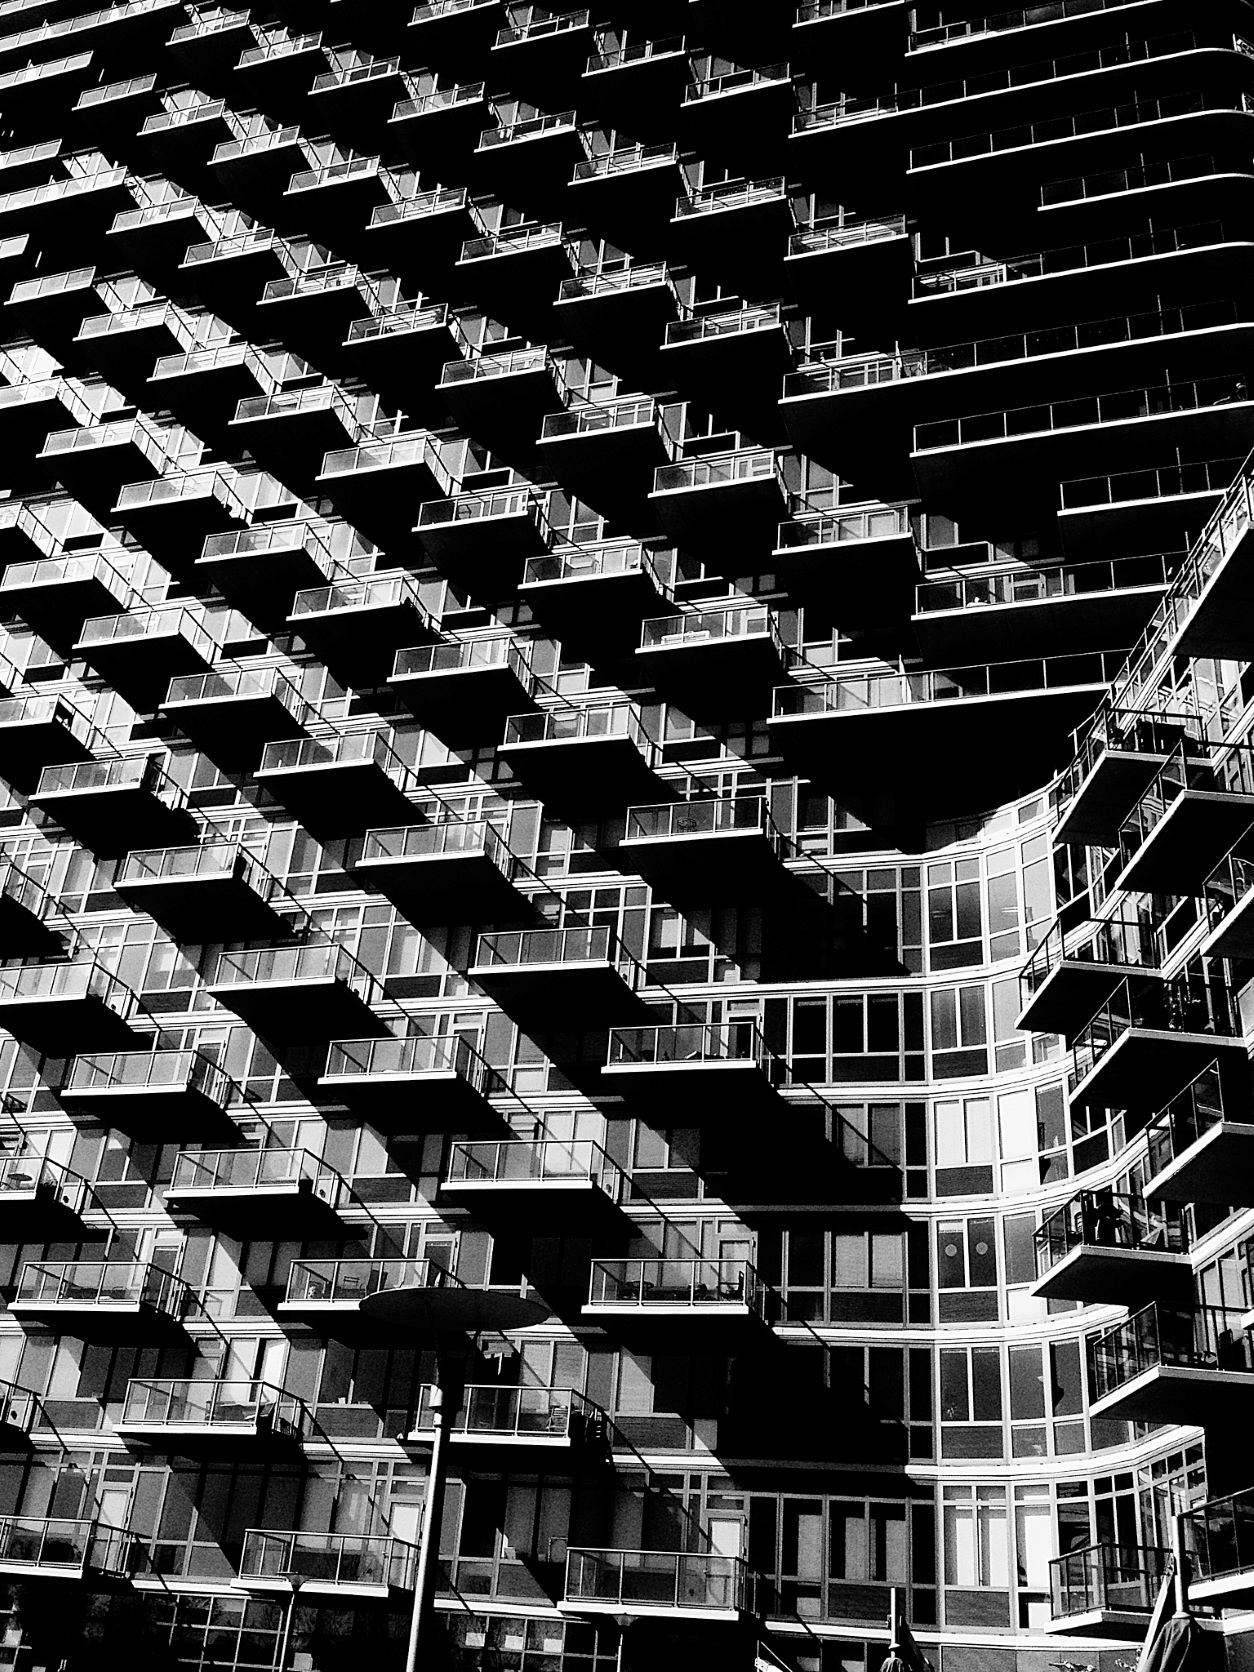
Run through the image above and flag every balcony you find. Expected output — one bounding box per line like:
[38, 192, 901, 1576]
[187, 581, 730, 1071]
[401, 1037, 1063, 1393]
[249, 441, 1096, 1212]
[233, 30, 325, 113]
[671, 176, 795, 286]
[636, 605, 790, 707]
[317, 1032, 494, 1128]
[773, 504, 918, 617]
[1143, 1060, 1254, 1207]
[75, 72, 163, 145]
[281, 1254, 546, 1332]
[475, 110, 584, 217]
[417, 483, 551, 593]
[75, 297, 181, 394]
[602, 1022, 783, 1113]
[520, 541, 669, 654]
[1115, 744, 1254, 893]
[1088, 1301, 1254, 1424]
[785, 213, 913, 317]
[37, 417, 180, 522]
[0, 958, 137, 1053]
[205, 942, 386, 1044]
[256, 730, 414, 837]
[366, 188, 478, 286]
[621, 799, 788, 891]
[285, 157, 390, 248]
[0, 379, 85, 483]
[389, 81, 488, 161]
[229, 385, 358, 496]
[0, 1516, 124, 1582]
[661, 303, 794, 429]
[409, 1383, 604, 1449]
[586, 1256, 763, 1328]
[31, 754, 192, 857]
[0, 863, 60, 960]
[0, 693, 95, 791]
[235, 1528, 416, 1601]
[491, 8, 594, 98]
[1031, 1188, 1190, 1304]
[117, 1379, 309, 1452]
[455, 224, 578, 336]
[1069, 973, 1244, 1112]
[0, 1155, 90, 1239]
[537, 396, 676, 520]
[1175, 457, 1254, 661]
[390, 636, 534, 744]
[289, 573, 437, 687]
[912, 374, 1254, 522]
[1058, 455, 1242, 560]
[649, 449, 788, 555]
[166, 1146, 346, 1234]
[354, 820, 526, 925]
[408, 0, 501, 73]
[1201, 844, 1254, 960]
[339, 305, 453, 416]
[0, 551, 130, 652]
[168, 10, 253, 75]
[74, 605, 218, 709]
[912, 553, 1171, 662]
[12, 1259, 189, 1337]
[308, 60, 407, 142]
[498, 702, 661, 810]
[196, 522, 333, 626]
[569, 140, 681, 238]
[565, 1548, 751, 1622]
[471, 925, 644, 1025]
[552, 263, 680, 369]
[1184, 1485, 1254, 1609]
[1017, 913, 1158, 1036]
[437, 347, 566, 465]
[443, 1137, 625, 1221]
[1053, 707, 1204, 847]
[60, 1049, 233, 1138]
[681, 63, 794, 168]
[110, 470, 248, 566]
[1047, 1542, 1169, 1638]
[5, 264, 104, 349]
[162, 667, 311, 771]
[770, 655, 1117, 815]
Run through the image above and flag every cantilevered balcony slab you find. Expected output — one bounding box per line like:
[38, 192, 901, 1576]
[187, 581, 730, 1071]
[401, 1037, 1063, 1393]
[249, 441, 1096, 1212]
[1143, 1062, 1254, 1207]
[74, 606, 218, 709]
[147, 343, 266, 440]
[0, 1516, 118, 1583]
[1016, 915, 1156, 1038]
[1069, 974, 1245, 1112]
[552, 264, 679, 374]
[161, 667, 311, 773]
[288, 574, 437, 688]
[1053, 713, 1200, 848]
[584, 1257, 764, 1334]
[110, 473, 248, 570]
[671, 178, 796, 289]
[442, 1137, 626, 1226]
[196, 523, 331, 628]
[0, 693, 95, 791]
[205, 944, 387, 1045]
[635, 605, 789, 710]
[1184, 1487, 1254, 1611]
[229, 385, 357, 497]
[565, 1548, 752, 1623]
[60, 1049, 235, 1140]
[1116, 775, 1254, 894]
[568, 143, 683, 241]
[773, 506, 919, 619]
[1030, 1190, 1190, 1305]
[438, 348, 566, 467]
[579, 37, 690, 135]
[620, 798, 789, 893]
[114, 842, 290, 944]
[0, 552, 130, 652]
[339, 306, 453, 415]
[180, 226, 288, 325]
[536, 397, 675, 522]
[388, 83, 489, 165]
[255, 731, 415, 839]
[317, 1033, 495, 1130]
[1057, 455, 1238, 561]
[602, 1022, 783, 1114]
[0, 864, 61, 961]
[280, 1256, 545, 1335]
[497, 703, 662, 813]
[365, 188, 479, 288]
[408, 0, 501, 74]
[116, 1378, 309, 1454]
[519, 542, 670, 657]
[166, 1146, 346, 1236]
[0, 1158, 90, 1241]
[389, 636, 535, 746]
[0, 958, 137, 1054]
[1047, 1543, 1168, 1640]
[354, 821, 528, 927]
[1089, 1304, 1254, 1426]
[649, 449, 789, 557]
[11, 1259, 189, 1340]
[785, 211, 912, 315]
[407, 1383, 604, 1453]
[474, 114, 584, 218]
[1177, 487, 1254, 660]
[235, 1528, 416, 1601]
[417, 484, 551, 597]
[470, 926, 646, 1026]
[31, 754, 193, 858]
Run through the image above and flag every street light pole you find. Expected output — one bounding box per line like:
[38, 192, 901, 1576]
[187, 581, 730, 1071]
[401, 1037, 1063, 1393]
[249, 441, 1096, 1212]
[404, 1376, 459, 1672]
[277, 1576, 304, 1672]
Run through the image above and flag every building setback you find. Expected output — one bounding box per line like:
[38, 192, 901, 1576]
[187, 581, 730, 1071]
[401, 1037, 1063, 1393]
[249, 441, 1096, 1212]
[0, 0, 1250, 1668]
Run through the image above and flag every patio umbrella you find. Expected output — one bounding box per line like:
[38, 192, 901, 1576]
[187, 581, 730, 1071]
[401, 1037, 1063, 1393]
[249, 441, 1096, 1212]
[1139, 1611, 1208, 1672]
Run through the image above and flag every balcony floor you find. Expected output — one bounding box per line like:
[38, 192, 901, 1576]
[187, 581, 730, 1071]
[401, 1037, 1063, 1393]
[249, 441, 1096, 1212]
[1030, 1244, 1192, 1306]
[1116, 792, 1254, 893]
[353, 848, 529, 928]
[1016, 958, 1145, 1039]
[1071, 1031, 1246, 1112]
[1090, 1363, 1254, 1425]
[1144, 1120, 1254, 1207]
[1054, 745, 1179, 848]
[1045, 1607, 1158, 1640]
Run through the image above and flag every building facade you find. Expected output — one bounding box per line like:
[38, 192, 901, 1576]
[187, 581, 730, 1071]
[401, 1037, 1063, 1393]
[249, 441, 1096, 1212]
[0, 0, 1249, 1669]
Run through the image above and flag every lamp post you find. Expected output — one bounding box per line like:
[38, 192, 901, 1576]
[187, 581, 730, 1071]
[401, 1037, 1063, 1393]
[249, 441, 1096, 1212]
[276, 1575, 305, 1672]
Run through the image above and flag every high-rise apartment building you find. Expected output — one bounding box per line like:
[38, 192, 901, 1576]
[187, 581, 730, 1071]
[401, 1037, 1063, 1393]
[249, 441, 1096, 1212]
[0, 0, 1251, 1669]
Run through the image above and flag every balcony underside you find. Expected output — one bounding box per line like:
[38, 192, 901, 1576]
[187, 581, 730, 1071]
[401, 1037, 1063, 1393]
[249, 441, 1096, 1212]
[1071, 1032, 1247, 1112]
[114, 1417, 303, 1456]
[1030, 1244, 1192, 1305]
[1178, 520, 1254, 660]
[535, 426, 672, 524]
[165, 1181, 346, 1237]
[109, 498, 245, 575]
[2, 576, 124, 652]
[113, 871, 290, 944]
[551, 281, 678, 374]
[290, 601, 435, 688]
[619, 828, 785, 893]
[9, 1298, 186, 1343]
[204, 977, 386, 1045]
[233, 1572, 401, 1602]
[228, 411, 352, 496]
[650, 476, 786, 555]
[31, 786, 195, 860]
[913, 583, 1166, 663]
[0, 1186, 90, 1241]
[390, 663, 535, 747]
[635, 635, 789, 711]
[438, 369, 564, 467]
[0, 719, 93, 793]
[1202, 885, 1254, 960]
[76, 632, 216, 709]
[59, 1083, 235, 1141]
[469, 960, 647, 1027]
[1058, 485, 1225, 561]
[1016, 958, 1144, 1038]
[1053, 746, 1177, 848]
[599, 1058, 782, 1115]
[257, 764, 415, 840]
[1046, 1607, 1158, 1640]
[1144, 1121, 1254, 1207]
[439, 1175, 621, 1231]
[338, 325, 452, 414]
[195, 545, 326, 632]
[1190, 1568, 1254, 1611]
[1116, 792, 1254, 894]
[773, 530, 919, 621]
[162, 691, 309, 772]
[0, 994, 134, 1055]
[354, 848, 529, 927]
[670, 197, 796, 288]
[497, 735, 662, 814]
[314, 1068, 497, 1133]
[1090, 1363, 1254, 1425]
[660, 327, 793, 425]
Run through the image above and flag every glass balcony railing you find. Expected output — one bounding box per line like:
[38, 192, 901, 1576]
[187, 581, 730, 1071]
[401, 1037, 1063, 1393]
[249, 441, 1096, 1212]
[587, 1256, 761, 1314]
[258, 729, 407, 782]
[440, 346, 551, 385]
[370, 186, 469, 226]
[1019, 911, 1162, 1000]
[479, 108, 577, 148]
[0, 956, 136, 1018]
[234, 384, 356, 425]
[392, 81, 485, 120]
[606, 1020, 771, 1072]
[359, 819, 512, 871]
[260, 267, 362, 305]
[291, 572, 429, 618]
[0, 1154, 85, 1214]
[287, 156, 382, 194]
[1184, 1486, 1254, 1587]
[35, 754, 187, 811]
[1061, 454, 1243, 513]
[674, 176, 789, 216]
[789, 213, 908, 254]
[322, 1032, 488, 1090]
[410, 1382, 599, 1442]
[0, 691, 93, 743]
[170, 1146, 343, 1206]
[558, 261, 673, 301]
[474, 925, 616, 969]
[625, 796, 785, 852]
[566, 1548, 749, 1614]
[63, 1048, 229, 1103]
[917, 225, 1235, 300]
[284, 1256, 455, 1308]
[654, 448, 783, 493]
[1034, 1188, 1186, 1278]
[1202, 844, 1254, 938]
[200, 520, 334, 567]
[1041, 151, 1226, 207]
[238, 1528, 417, 1591]
[572, 140, 677, 180]
[503, 701, 654, 753]
[77, 606, 218, 662]
[777, 504, 912, 548]
[445, 1136, 622, 1197]
[210, 129, 300, 167]
[208, 942, 381, 1006]
[1070, 972, 1240, 1092]
[665, 302, 783, 347]
[392, 636, 532, 683]
[685, 63, 790, 101]
[523, 540, 663, 586]
[1049, 1541, 1169, 1620]
[914, 0, 1139, 47]
[15, 1259, 189, 1317]
[639, 603, 784, 653]
[586, 33, 684, 71]
[1, 550, 130, 599]
[237, 30, 322, 68]
[495, 9, 590, 45]
[122, 1379, 308, 1438]
[916, 553, 1171, 614]
[163, 666, 309, 722]
[310, 57, 401, 94]
[774, 651, 1121, 718]
[1144, 1060, 1233, 1181]
[344, 303, 450, 345]
[418, 485, 540, 527]
[141, 99, 227, 136]
[541, 395, 663, 440]
[0, 1516, 99, 1577]
[1090, 1301, 1254, 1403]
[184, 228, 280, 267]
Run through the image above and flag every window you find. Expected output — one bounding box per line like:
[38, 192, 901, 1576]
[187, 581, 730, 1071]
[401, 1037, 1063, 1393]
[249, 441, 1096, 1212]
[942, 1485, 1009, 1588]
[939, 1348, 1002, 1458]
